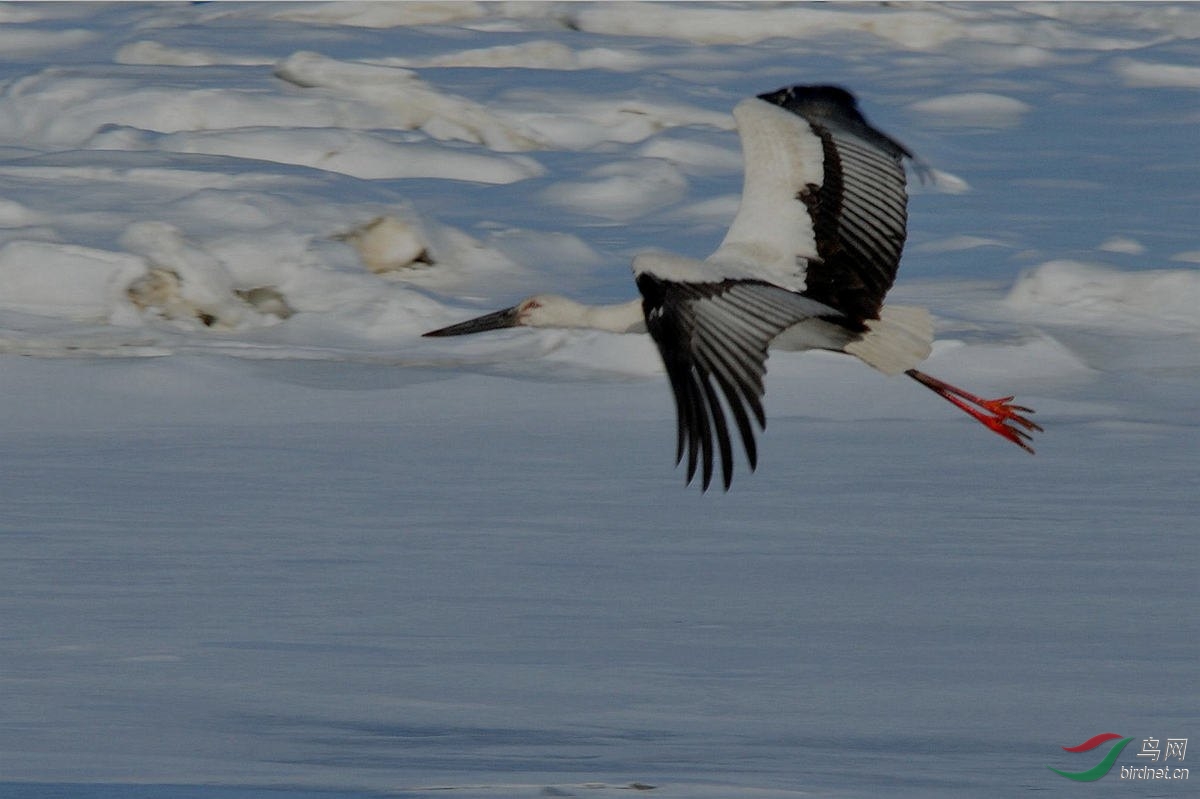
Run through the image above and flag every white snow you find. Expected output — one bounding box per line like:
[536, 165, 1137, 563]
[271, 1, 490, 29]
[1098, 235, 1146, 255]
[115, 40, 275, 68]
[908, 92, 1033, 129]
[94, 127, 546, 183]
[1, 3, 1198, 798]
[569, 4, 967, 49]
[541, 159, 689, 221]
[0, 25, 95, 57]
[273, 51, 545, 151]
[1114, 56, 1200, 87]
[1006, 259, 1200, 333]
[913, 235, 1009, 254]
[0, 240, 144, 319]
[1170, 249, 1200, 264]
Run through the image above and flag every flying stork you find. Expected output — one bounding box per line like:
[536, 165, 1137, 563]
[424, 85, 1042, 491]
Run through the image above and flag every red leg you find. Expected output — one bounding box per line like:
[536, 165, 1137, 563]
[905, 369, 1043, 453]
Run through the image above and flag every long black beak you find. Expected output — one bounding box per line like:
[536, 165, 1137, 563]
[422, 305, 521, 337]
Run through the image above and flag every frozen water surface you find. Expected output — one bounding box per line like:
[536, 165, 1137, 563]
[1, 3, 1197, 798]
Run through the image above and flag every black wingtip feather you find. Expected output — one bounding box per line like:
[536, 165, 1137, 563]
[697, 371, 734, 492]
[638, 276, 836, 492]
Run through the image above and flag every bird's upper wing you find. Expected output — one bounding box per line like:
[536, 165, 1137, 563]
[635, 271, 839, 491]
[709, 85, 915, 322]
[635, 86, 919, 490]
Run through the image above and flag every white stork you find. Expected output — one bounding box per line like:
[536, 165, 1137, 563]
[425, 85, 1041, 491]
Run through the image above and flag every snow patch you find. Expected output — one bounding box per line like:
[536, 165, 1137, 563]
[1114, 57, 1200, 88]
[115, 40, 272, 67]
[1006, 259, 1200, 332]
[1169, 250, 1200, 265]
[378, 39, 652, 72]
[0, 71, 393, 148]
[637, 137, 743, 174]
[273, 52, 542, 151]
[120, 222, 283, 330]
[94, 127, 545, 183]
[333, 216, 433, 275]
[569, 4, 967, 49]
[271, 1, 488, 28]
[541, 160, 688, 221]
[509, 93, 733, 150]
[914, 235, 1008, 254]
[909, 93, 1032, 129]
[0, 26, 94, 57]
[1098, 236, 1146, 256]
[0, 240, 144, 319]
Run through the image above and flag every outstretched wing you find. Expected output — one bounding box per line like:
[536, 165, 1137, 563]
[709, 85, 917, 322]
[636, 272, 839, 492]
[637, 86, 920, 490]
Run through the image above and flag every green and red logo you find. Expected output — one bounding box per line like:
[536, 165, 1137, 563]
[1048, 733, 1134, 781]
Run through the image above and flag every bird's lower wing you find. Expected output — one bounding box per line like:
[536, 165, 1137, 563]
[636, 275, 840, 491]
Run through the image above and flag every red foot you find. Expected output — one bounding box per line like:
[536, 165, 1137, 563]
[906, 370, 1043, 454]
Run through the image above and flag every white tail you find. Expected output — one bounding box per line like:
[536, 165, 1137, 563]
[844, 304, 933, 375]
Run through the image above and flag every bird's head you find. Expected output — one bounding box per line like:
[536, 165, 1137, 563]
[423, 294, 582, 337]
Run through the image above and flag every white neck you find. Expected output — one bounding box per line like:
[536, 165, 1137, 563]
[530, 296, 645, 334]
[580, 299, 646, 333]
